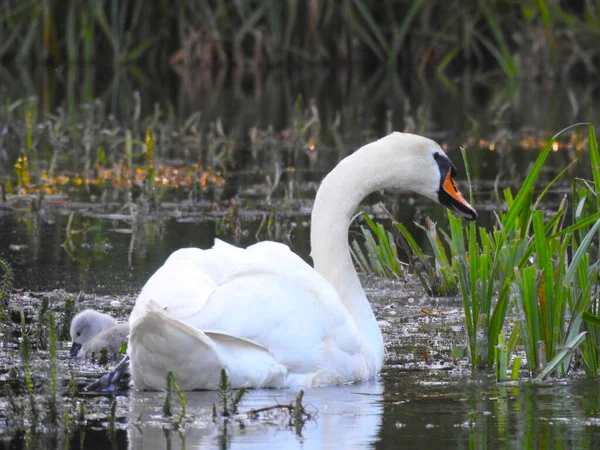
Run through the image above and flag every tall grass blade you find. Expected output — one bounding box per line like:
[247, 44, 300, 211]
[563, 219, 600, 286]
[535, 332, 587, 381]
[388, 0, 424, 65]
[352, 0, 390, 58]
[583, 312, 600, 327]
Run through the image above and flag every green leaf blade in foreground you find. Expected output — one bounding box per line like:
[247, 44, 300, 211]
[583, 311, 600, 327]
[532, 210, 555, 351]
[516, 265, 540, 373]
[563, 219, 600, 287]
[395, 223, 426, 261]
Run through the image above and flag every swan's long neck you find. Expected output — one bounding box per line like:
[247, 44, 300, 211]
[310, 134, 437, 369]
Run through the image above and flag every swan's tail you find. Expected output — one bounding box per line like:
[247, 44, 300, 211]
[129, 301, 287, 390]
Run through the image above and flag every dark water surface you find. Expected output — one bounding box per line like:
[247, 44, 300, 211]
[2, 65, 600, 449]
[60, 376, 600, 449]
[1, 65, 599, 293]
[5, 353, 600, 449]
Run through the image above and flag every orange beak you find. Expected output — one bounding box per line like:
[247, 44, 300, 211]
[441, 171, 477, 220]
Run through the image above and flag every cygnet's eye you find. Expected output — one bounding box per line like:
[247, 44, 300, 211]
[76, 332, 81, 337]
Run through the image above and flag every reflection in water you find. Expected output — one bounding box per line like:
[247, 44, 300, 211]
[4, 370, 600, 449]
[377, 371, 600, 449]
[127, 383, 383, 450]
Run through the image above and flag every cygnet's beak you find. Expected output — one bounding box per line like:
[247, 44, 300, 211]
[439, 171, 477, 221]
[69, 342, 82, 358]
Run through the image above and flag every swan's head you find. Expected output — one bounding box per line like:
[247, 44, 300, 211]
[430, 150, 477, 221]
[69, 310, 117, 358]
[381, 133, 477, 221]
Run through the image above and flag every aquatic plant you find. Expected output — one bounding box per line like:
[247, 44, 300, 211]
[0, 258, 14, 309]
[215, 368, 246, 418]
[60, 297, 77, 341]
[351, 213, 404, 279]
[163, 370, 187, 428]
[452, 124, 599, 376]
[34, 296, 50, 350]
[247, 390, 313, 437]
[360, 124, 600, 379]
[98, 348, 110, 367]
[352, 210, 457, 295]
[0, 96, 229, 204]
[144, 127, 156, 205]
[108, 397, 117, 430]
[69, 371, 79, 418]
[46, 313, 59, 427]
[20, 333, 38, 427]
[389, 124, 600, 379]
[396, 217, 458, 296]
[3, 383, 21, 425]
[163, 371, 174, 417]
[211, 368, 310, 433]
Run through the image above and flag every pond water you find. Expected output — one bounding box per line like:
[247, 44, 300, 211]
[59, 375, 600, 449]
[2, 64, 600, 449]
[3, 285, 600, 450]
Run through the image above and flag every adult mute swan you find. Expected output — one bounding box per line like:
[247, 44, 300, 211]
[70, 310, 129, 359]
[92, 132, 476, 392]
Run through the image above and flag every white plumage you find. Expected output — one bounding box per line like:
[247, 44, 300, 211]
[70, 310, 129, 359]
[128, 132, 476, 390]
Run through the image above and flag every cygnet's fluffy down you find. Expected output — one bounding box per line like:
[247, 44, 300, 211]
[70, 309, 129, 359]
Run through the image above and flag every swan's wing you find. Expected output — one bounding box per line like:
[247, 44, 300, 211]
[130, 302, 286, 390]
[130, 239, 262, 326]
[131, 239, 366, 385]
[203, 331, 288, 387]
[129, 248, 220, 326]
[131, 240, 319, 325]
[185, 246, 364, 379]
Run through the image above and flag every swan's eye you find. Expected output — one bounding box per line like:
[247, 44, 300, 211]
[76, 332, 81, 337]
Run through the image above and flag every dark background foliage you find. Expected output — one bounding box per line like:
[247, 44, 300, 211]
[2, 0, 598, 78]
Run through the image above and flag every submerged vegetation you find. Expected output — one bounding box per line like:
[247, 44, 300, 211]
[0, 258, 13, 309]
[359, 124, 600, 381]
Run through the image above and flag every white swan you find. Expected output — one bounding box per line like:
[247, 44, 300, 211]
[128, 132, 476, 390]
[70, 309, 129, 359]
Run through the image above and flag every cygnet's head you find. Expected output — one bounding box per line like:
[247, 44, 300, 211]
[70, 310, 117, 358]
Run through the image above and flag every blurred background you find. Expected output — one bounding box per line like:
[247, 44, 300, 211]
[2, 0, 600, 127]
[3, 0, 599, 73]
